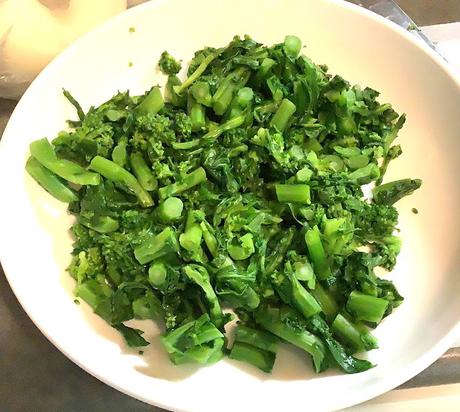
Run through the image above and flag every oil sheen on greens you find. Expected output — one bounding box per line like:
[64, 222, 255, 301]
[25, 35, 421, 374]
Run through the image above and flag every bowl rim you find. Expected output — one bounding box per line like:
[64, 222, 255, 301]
[1, 0, 460, 410]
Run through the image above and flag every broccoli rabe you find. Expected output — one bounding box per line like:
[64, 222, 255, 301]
[25, 34, 421, 373]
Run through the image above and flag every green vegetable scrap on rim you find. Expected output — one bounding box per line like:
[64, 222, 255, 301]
[25, 35, 421, 374]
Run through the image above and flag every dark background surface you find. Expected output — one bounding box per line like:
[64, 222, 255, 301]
[1, 1, 460, 411]
[395, 0, 460, 25]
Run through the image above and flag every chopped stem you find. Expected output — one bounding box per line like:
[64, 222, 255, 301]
[229, 342, 275, 373]
[237, 87, 254, 108]
[148, 262, 168, 288]
[112, 139, 128, 167]
[275, 184, 311, 204]
[129, 152, 157, 191]
[200, 220, 218, 257]
[171, 139, 201, 150]
[234, 325, 278, 353]
[255, 306, 326, 373]
[191, 82, 213, 107]
[189, 99, 206, 131]
[134, 227, 179, 264]
[89, 156, 153, 207]
[346, 291, 389, 323]
[265, 228, 295, 275]
[287, 272, 322, 318]
[332, 313, 377, 353]
[154, 197, 184, 223]
[271, 98, 296, 132]
[213, 67, 250, 115]
[158, 167, 207, 200]
[283, 35, 302, 57]
[348, 163, 380, 185]
[200, 113, 245, 145]
[174, 52, 218, 94]
[305, 226, 332, 280]
[79, 215, 119, 233]
[30, 138, 100, 186]
[213, 84, 235, 115]
[137, 86, 164, 114]
[310, 282, 338, 319]
[25, 157, 77, 202]
[165, 75, 186, 107]
[180, 211, 203, 251]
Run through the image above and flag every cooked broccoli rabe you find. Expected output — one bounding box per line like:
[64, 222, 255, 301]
[25, 35, 421, 374]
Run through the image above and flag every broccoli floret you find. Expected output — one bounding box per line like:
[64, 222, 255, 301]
[171, 112, 192, 139]
[119, 210, 155, 232]
[374, 235, 402, 270]
[133, 113, 176, 147]
[310, 172, 363, 205]
[132, 137, 173, 182]
[158, 51, 182, 75]
[70, 223, 96, 253]
[99, 232, 146, 278]
[68, 247, 105, 284]
[354, 203, 398, 241]
[80, 112, 116, 157]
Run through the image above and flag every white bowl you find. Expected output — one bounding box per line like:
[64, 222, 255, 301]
[1, 0, 460, 411]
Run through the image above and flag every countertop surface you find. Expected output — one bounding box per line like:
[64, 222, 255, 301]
[2, 2, 460, 411]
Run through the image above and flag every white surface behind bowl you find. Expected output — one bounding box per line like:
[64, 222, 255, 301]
[0, 0, 460, 411]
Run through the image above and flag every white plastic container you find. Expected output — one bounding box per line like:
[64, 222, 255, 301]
[0, 0, 128, 99]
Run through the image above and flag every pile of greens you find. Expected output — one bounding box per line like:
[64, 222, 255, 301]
[26, 35, 421, 374]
